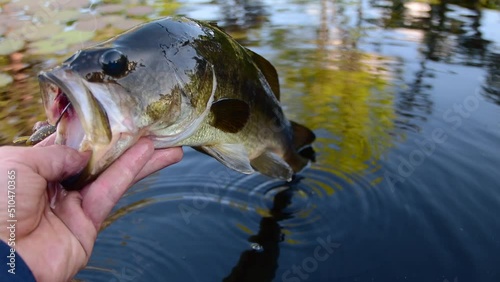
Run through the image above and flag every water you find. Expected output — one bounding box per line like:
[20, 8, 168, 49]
[1, 0, 499, 281]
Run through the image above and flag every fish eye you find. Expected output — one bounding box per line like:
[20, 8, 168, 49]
[99, 49, 129, 78]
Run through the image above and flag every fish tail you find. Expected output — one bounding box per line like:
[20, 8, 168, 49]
[249, 121, 316, 181]
[284, 121, 316, 173]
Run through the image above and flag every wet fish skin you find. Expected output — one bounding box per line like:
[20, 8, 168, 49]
[38, 17, 315, 190]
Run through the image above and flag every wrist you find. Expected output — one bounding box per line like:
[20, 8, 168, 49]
[14, 225, 88, 282]
[0, 240, 36, 282]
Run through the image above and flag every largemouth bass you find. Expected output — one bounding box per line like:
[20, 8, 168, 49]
[38, 17, 315, 190]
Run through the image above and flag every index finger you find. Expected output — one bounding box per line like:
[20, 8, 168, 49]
[34, 133, 56, 147]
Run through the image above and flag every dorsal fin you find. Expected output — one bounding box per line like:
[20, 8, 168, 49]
[248, 50, 280, 100]
[206, 20, 229, 35]
[207, 20, 219, 27]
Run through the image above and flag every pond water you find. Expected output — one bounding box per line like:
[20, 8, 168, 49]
[1, 0, 500, 281]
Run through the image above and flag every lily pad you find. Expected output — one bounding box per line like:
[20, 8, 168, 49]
[13, 0, 43, 6]
[100, 15, 126, 24]
[28, 30, 95, 55]
[78, 13, 97, 21]
[23, 24, 64, 42]
[74, 18, 108, 31]
[0, 73, 13, 87]
[127, 6, 155, 17]
[0, 15, 10, 27]
[29, 39, 68, 55]
[53, 10, 82, 23]
[55, 0, 90, 9]
[2, 2, 23, 13]
[0, 38, 24, 56]
[111, 18, 143, 30]
[53, 30, 95, 46]
[96, 4, 125, 14]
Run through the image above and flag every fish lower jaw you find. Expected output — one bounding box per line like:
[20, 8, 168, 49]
[55, 110, 87, 151]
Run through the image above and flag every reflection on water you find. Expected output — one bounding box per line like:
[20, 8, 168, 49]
[1, 0, 500, 281]
[283, 0, 395, 179]
[483, 52, 500, 105]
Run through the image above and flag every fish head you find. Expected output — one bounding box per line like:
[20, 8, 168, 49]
[37, 19, 207, 189]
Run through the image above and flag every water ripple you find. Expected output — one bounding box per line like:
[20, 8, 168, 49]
[77, 146, 393, 281]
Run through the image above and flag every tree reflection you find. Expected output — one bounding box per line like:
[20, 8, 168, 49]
[216, 0, 267, 33]
[264, 0, 499, 175]
[482, 52, 500, 105]
[373, 0, 500, 125]
[279, 0, 395, 175]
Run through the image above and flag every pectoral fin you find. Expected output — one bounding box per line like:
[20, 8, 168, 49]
[250, 151, 293, 181]
[197, 144, 254, 174]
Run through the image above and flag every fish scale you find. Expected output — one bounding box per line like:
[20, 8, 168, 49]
[35, 16, 316, 190]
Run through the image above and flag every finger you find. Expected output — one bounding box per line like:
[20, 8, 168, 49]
[81, 138, 155, 229]
[3, 145, 90, 182]
[52, 185, 96, 262]
[133, 147, 183, 183]
[34, 133, 56, 147]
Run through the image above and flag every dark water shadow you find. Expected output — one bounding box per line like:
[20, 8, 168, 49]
[222, 177, 301, 282]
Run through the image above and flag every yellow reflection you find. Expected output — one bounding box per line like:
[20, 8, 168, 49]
[235, 222, 255, 235]
[101, 199, 153, 231]
[282, 0, 395, 178]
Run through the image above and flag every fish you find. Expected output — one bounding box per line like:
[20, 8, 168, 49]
[37, 16, 315, 190]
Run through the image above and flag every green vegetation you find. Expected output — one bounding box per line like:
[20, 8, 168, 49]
[0, 0, 183, 145]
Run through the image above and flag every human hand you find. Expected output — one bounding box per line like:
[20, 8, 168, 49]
[0, 137, 182, 282]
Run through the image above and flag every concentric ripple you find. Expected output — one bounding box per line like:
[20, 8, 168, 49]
[76, 147, 395, 282]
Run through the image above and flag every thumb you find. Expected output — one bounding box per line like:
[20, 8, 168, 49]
[12, 145, 90, 182]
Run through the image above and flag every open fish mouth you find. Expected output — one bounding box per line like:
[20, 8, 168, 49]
[38, 67, 111, 152]
[41, 80, 85, 149]
[38, 66, 141, 190]
[38, 66, 117, 189]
